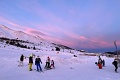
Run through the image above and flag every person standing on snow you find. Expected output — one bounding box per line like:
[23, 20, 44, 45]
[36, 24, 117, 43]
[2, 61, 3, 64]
[102, 59, 105, 67]
[112, 58, 118, 72]
[35, 56, 42, 72]
[45, 57, 50, 69]
[29, 55, 33, 71]
[19, 54, 24, 66]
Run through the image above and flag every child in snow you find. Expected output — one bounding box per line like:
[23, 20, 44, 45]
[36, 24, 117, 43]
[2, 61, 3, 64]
[29, 55, 33, 71]
[98, 58, 102, 69]
[112, 59, 118, 72]
[35, 56, 42, 72]
[50, 60, 55, 69]
[19, 54, 24, 66]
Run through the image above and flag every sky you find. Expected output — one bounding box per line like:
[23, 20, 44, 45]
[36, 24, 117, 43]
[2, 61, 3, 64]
[0, 0, 120, 52]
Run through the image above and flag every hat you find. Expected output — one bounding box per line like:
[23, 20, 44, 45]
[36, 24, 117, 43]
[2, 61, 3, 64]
[30, 54, 32, 57]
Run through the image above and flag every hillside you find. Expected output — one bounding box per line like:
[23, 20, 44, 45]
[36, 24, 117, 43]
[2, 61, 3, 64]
[0, 45, 119, 80]
[0, 24, 45, 43]
[0, 24, 73, 52]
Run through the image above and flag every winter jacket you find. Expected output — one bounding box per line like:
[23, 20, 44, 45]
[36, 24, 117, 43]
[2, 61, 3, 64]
[98, 59, 102, 64]
[113, 60, 118, 66]
[20, 55, 24, 61]
[46, 58, 50, 63]
[51, 60, 54, 65]
[35, 58, 42, 64]
[29, 56, 33, 63]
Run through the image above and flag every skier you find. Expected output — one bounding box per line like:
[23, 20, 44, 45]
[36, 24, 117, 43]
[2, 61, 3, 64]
[112, 59, 118, 72]
[45, 56, 50, 69]
[35, 55, 42, 72]
[50, 60, 55, 69]
[98, 58, 102, 69]
[29, 55, 33, 71]
[19, 54, 24, 66]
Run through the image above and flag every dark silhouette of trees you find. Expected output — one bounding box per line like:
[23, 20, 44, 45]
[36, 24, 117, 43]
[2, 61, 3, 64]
[33, 46, 36, 50]
[55, 47, 60, 51]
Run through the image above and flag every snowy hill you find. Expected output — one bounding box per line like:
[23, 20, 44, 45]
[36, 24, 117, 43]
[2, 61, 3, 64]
[0, 24, 74, 52]
[0, 45, 120, 80]
[1, 24, 119, 80]
[0, 24, 44, 43]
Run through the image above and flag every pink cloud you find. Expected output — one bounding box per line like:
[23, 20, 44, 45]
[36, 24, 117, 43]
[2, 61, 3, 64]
[88, 37, 114, 48]
[59, 29, 114, 49]
[25, 28, 46, 36]
[0, 15, 118, 51]
[0, 15, 115, 49]
[41, 35, 74, 47]
[36, 24, 62, 33]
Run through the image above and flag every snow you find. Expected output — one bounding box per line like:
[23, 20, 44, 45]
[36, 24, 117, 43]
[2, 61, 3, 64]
[0, 47, 120, 80]
[1, 24, 119, 80]
[0, 25, 46, 43]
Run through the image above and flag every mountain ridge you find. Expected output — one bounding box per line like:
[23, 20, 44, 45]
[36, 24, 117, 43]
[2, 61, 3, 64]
[0, 24, 46, 43]
[0, 24, 72, 51]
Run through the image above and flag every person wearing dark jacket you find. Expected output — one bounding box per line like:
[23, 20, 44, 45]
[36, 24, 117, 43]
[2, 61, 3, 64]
[35, 56, 42, 72]
[19, 54, 24, 66]
[102, 59, 105, 67]
[29, 55, 33, 71]
[112, 59, 118, 72]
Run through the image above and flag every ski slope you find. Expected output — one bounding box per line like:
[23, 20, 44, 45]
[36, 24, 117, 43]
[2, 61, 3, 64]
[0, 47, 119, 80]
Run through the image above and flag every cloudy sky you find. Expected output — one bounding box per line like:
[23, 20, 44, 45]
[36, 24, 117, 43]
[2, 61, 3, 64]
[0, 0, 120, 52]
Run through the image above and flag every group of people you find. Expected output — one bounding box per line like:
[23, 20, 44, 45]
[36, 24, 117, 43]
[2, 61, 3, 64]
[19, 54, 55, 72]
[96, 55, 120, 73]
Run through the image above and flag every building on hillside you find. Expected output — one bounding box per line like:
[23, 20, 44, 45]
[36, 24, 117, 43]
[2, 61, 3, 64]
[80, 50, 86, 52]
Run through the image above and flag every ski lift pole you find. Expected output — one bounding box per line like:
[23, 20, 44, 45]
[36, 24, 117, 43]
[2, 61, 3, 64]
[114, 40, 118, 57]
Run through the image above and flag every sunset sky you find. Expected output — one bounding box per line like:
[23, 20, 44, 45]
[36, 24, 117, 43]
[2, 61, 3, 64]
[0, 0, 120, 52]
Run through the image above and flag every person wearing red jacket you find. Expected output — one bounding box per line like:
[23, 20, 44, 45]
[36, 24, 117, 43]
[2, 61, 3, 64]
[98, 58, 102, 69]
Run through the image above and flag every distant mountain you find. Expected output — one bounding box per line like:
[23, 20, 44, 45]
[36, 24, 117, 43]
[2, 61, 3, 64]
[0, 24, 72, 51]
[0, 24, 48, 43]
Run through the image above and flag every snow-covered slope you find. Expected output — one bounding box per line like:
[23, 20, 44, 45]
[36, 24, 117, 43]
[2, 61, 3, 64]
[0, 24, 14, 38]
[0, 24, 74, 52]
[0, 24, 45, 43]
[0, 45, 119, 80]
